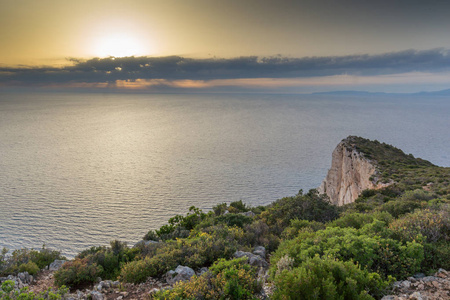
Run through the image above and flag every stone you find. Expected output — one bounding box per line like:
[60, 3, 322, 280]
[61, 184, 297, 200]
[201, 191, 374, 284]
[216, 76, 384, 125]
[49, 259, 67, 271]
[90, 291, 105, 300]
[234, 251, 269, 269]
[149, 288, 160, 295]
[253, 246, 266, 259]
[165, 265, 195, 285]
[381, 296, 397, 300]
[197, 267, 208, 276]
[240, 211, 255, 217]
[413, 273, 426, 279]
[401, 281, 411, 289]
[17, 272, 33, 284]
[133, 240, 159, 248]
[409, 292, 422, 300]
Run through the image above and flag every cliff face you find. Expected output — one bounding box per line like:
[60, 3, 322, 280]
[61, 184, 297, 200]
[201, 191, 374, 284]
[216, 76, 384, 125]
[318, 137, 390, 206]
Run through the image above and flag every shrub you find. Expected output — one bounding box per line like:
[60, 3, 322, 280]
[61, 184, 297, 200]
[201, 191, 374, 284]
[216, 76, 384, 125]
[378, 200, 424, 218]
[18, 261, 39, 275]
[54, 258, 102, 287]
[153, 257, 261, 300]
[271, 224, 424, 280]
[1, 280, 68, 300]
[260, 189, 339, 235]
[243, 220, 280, 253]
[272, 256, 392, 300]
[329, 212, 393, 230]
[0, 246, 65, 276]
[120, 225, 245, 283]
[228, 200, 249, 213]
[155, 206, 206, 240]
[389, 208, 450, 243]
[214, 213, 253, 228]
[281, 219, 326, 240]
[422, 241, 450, 272]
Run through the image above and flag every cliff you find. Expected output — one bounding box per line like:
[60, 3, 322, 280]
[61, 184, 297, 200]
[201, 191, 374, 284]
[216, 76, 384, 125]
[318, 136, 392, 206]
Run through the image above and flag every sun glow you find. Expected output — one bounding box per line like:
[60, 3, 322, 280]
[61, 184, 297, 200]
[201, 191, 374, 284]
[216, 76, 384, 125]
[94, 34, 146, 57]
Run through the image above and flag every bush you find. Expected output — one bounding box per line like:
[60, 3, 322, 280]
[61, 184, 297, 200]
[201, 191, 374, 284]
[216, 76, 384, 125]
[272, 256, 392, 300]
[260, 189, 339, 235]
[153, 257, 261, 300]
[329, 212, 393, 230]
[214, 214, 253, 228]
[378, 200, 424, 218]
[0, 246, 65, 276]
[120, 225, 245, 283]
[422, 241, 450, 272]
[54, 258, 102, 287]
[271, 224, 424, 280]
[389, 208, 450, 243]
[18, 261, 39, 275]
[281, 219, 326, 240]
[1, 280, 68, 300]
[228, 200, 249, 213]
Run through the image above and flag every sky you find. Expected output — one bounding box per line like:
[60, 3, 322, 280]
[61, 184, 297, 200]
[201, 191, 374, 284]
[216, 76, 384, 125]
[1, 0, 450, 93]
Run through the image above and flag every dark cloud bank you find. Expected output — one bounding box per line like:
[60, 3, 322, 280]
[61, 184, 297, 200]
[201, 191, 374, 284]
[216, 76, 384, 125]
[1, 49, 450, 87]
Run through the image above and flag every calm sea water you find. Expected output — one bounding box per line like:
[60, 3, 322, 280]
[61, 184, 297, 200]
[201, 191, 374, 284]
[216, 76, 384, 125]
[0, 92, 449, 257]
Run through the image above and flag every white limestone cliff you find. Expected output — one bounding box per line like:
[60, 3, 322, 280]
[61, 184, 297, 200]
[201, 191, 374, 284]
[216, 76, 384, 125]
[318, 138, 391, 206]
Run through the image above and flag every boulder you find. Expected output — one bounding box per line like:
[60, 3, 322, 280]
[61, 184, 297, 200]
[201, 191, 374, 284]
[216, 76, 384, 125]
[234, 251, 269, 269]
[133, 240, 159, 248]
[49, 259, 67, 271]
[165, 265, 195, 285]
[90, 291, 104, 300]
[240, 211, 255, 217]
[253, 246, 266, 259]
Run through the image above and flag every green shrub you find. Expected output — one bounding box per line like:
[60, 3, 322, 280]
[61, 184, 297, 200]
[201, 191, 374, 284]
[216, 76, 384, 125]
[422, 241, 450, 272]
[18, 262, 39, 275]
[54, 258, 102, 287]
[214, 213, 253, 228]
[243, 220, 280, 253]
[213, 203, 228, 216]
[260, 189, 339, 235]
[153, 258, 260, 300]
[272, 256, 392, 300]
[120, 225, 245, 283]
[329, 212, 393, 230]
[1, 280, 68, 300]
[271, 224, 424, 280]
[281, 219, 326, 240]
[228, 200, 249, 213]
[0, 246, 65, 276]
[378, 200, 424, 218]
[389, 208, 450, 243]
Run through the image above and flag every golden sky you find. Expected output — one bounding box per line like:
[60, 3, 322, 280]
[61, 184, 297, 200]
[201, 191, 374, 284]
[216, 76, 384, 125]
[2, 0, 450, 92]
[2, 0, 450, 65]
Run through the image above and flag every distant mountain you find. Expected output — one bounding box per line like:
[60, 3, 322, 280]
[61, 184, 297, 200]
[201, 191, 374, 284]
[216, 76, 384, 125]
[312, 88, 450, 96]
[312, 90, 389, 96]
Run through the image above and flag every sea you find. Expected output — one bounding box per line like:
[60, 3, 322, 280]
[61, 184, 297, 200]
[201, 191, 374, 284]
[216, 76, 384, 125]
[0, 91, 449, 257]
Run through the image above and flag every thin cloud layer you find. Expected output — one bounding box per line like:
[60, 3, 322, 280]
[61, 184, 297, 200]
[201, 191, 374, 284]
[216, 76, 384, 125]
[1, 49, 450, 88]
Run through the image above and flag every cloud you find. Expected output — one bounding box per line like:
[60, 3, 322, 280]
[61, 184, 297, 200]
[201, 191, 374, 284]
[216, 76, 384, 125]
[1, 48, 450, 89]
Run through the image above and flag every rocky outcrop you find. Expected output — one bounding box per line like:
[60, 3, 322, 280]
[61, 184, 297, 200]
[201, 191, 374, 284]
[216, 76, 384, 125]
[318, 137, 392, 206]
[381, 269, 449, 300]
[164, 265, 195, 285]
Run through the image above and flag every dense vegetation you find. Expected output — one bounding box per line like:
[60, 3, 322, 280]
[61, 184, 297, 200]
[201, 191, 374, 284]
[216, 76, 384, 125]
[1, 137, 448, 299]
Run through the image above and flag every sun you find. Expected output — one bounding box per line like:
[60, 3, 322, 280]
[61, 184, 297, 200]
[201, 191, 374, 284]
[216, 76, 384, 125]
[94, 33, 145, 57]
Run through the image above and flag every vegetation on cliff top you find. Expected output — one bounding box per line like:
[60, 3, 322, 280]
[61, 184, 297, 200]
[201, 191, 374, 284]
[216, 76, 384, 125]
[1, 136, 448, 299]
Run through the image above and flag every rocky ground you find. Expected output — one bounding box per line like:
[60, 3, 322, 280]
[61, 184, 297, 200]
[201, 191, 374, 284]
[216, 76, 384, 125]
[5, 257, 448, 299]
[382, 269, 450, 300]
